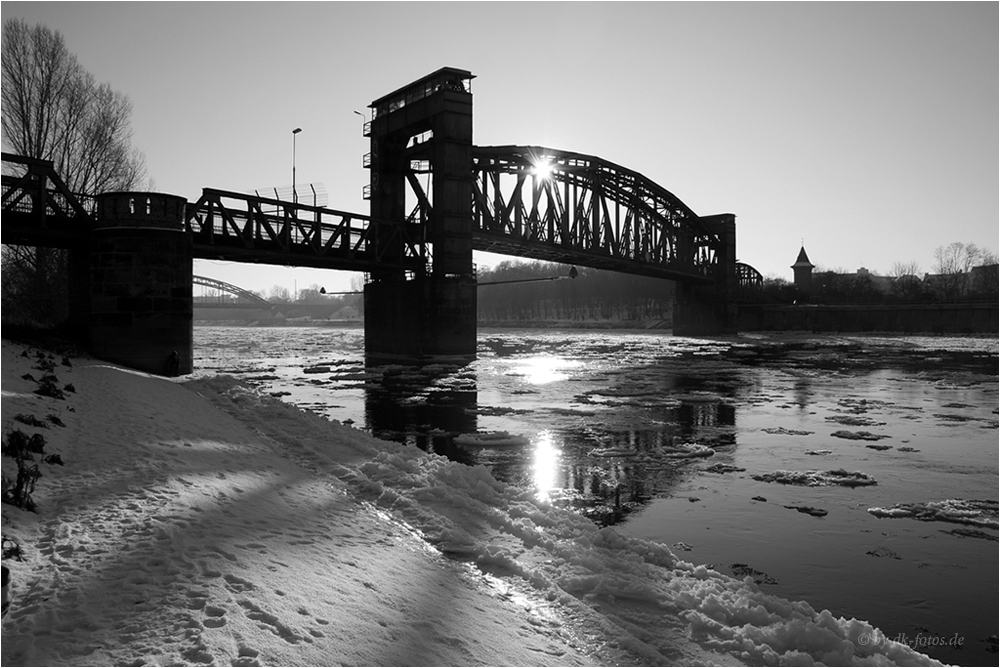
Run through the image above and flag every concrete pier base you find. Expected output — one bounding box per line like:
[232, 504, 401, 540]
[87, 193, 193, 375]
[364, 275, 477, 365]
[672, 214, 738, 337]
[672, 282, 738, 336]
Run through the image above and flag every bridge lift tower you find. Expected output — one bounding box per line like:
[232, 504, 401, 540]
[363, 67, 478, 364]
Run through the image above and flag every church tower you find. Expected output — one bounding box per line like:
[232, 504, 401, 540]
[791, 246, 815, 293]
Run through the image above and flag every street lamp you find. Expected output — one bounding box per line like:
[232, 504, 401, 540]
[291, 127, 302, 204]
[353, 110, 367, 138]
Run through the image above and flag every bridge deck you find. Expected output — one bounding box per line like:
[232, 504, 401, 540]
[2, 151, 760, 298]
[186, 188, 425, 273]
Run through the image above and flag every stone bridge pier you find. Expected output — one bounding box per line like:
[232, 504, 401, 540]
[73, 192, 194, 375]
[363, 67, 479, 365]
[672, 214, 738, 336]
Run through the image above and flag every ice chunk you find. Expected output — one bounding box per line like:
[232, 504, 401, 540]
[454, 431, 530, 448]
[867, 499, 999, 529]
[752, 469, 877, 487]
[831, 430, 890, 441]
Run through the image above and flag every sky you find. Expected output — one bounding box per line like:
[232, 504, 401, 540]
[3, 1, 997, 297]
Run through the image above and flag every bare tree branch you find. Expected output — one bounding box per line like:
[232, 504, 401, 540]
[2, 18, 147, 192]
[2, 18, 149, 328]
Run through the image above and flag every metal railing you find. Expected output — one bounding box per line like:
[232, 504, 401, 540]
[186, 188, 425, 272]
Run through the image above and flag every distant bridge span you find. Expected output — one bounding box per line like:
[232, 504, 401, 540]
[192, 275, 272, 308]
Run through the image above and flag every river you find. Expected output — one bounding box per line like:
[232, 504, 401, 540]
[193, 324, 998, 665]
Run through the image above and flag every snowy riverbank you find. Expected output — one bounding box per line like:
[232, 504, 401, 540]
[1, 338, 941, 666]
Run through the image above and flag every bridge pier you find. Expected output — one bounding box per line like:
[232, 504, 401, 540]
[672, 214, 738, 336]
[364, 275, 477, 365]
[85, 193, 193, 375]
[364, 68, 478, 365]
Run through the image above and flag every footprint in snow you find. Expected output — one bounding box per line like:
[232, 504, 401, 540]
[223, 573, 255, 593]
[203, 605, 227, 628]
[239, 599, 304, 644]
[233, 646, 261, 667]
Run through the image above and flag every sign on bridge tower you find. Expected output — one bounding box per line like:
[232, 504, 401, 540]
[363, 68, 478, 363]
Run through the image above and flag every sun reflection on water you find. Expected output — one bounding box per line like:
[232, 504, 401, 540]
[531, 430, 561, 503]
[514, 356, 583, 384]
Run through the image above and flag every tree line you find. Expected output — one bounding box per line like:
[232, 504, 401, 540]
[475, 261, 674, 324]
[244, 266, 675, 325]
[249, 239, 997, 324]
[763, 242, 998, 305]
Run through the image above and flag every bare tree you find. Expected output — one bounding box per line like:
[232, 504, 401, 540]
[932, 242, 989, 299]
[1, 18, 146, 192]
[1, 18, 148, 327]
[268, 285, 292, 303]
[889, 261, 925, 301]
[968, 251, 998, 299]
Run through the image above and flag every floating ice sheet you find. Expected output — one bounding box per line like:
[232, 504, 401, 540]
[867, 499, 999, 529]
[752, 469, 878, 487]
[454, 431, 531, 448]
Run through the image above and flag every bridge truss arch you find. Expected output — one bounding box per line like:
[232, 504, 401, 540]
[735, 262, 764, 303]
[192, 275, 273, 308]
[470, 146, 727, 283]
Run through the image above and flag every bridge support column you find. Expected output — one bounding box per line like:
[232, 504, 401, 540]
[673, 214, 738, 336]
[364, 68, 478, 365]
[87, 193, 193, 375]
[364, 275, 477, 365]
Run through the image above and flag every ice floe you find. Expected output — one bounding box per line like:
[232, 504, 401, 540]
[831, 430, 890, 441]
[784, 505, 829, 517]
[762, 426, 814, 436]
[453, 431, 531, 448]
[866, 547, 902, 560]
[867, 499, 999, 529]
[826, 415, 887, 427]
[660, 442, 716, 459]
[752, 469, 878, 487]
[730, 563, 779, 585]
[703, 463, 745, 474]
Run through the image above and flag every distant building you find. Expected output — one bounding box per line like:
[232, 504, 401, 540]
[969, 263, 999, 295]
[924, 263, 999, 299]
[852, 267, 894, 294]
[791, 246, 815, 293]
[790, 245, 997, 302]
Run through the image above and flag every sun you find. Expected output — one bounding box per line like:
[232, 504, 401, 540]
[531, 159, 555, 180]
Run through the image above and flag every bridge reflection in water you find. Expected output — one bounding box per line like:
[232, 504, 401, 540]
[361, 352, 738, 528]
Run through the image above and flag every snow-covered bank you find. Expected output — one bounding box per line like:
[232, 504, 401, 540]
[1, 339, 941, 666]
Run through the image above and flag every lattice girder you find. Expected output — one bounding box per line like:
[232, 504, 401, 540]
[185, 188, 425, 272]
[471, 146, 722, 282]
[192, 275, 272, 306]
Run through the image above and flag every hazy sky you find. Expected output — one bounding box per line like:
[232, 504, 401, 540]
[4, 1, 997, 296]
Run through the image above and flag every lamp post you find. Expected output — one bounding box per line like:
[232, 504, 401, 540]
[291, 127, 302, 204]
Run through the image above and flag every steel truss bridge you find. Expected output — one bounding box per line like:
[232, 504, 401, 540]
[1, 153, 96, 246]
[2, 150, 761, 300]
[396, 144, 762, 297]
[192, 275, 273, 308]
[0, 154, 424, 274]
[184, 188, 424, 273]
[471, 146, 731, 282]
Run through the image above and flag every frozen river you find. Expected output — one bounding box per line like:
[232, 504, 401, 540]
[193, 325, 998, 665]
